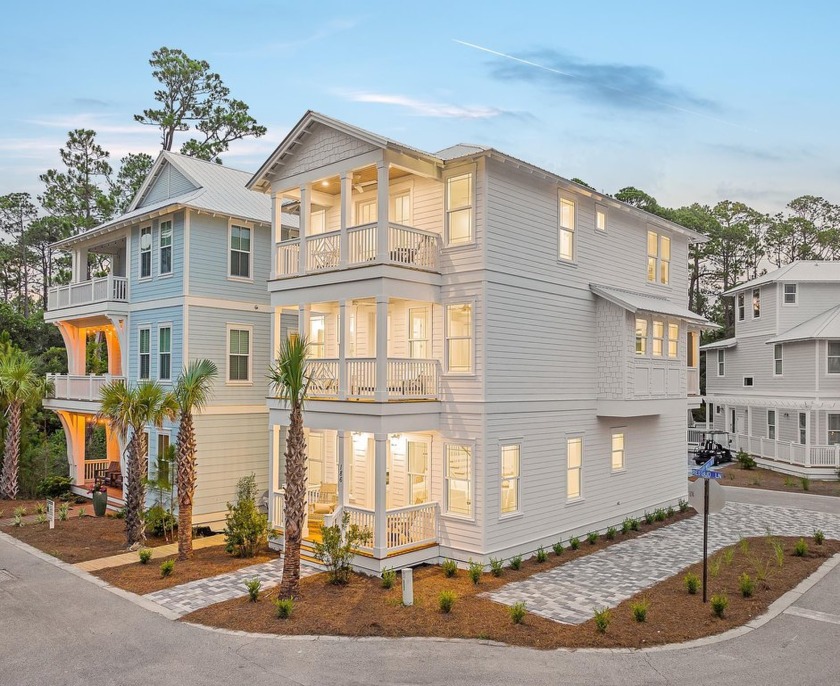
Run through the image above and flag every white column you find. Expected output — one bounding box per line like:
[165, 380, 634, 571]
[339, 173, 351, 268]
[747, 406, 753, 439]
[805, 409, 812, 467]
[373, 432, 388, 557]
[338, 300, 347, 400]
[270, 193, 282, 279]
[375, 296, 388, 402]
[337, 431, 346, 507]
[375, 161, 389, 262]
[705, 399, 711, 431]
[73, 248, 89, 283]
[299, 184, 310, 274]
[298, 304, 310, 342]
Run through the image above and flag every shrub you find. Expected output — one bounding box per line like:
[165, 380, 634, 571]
[621, 518, 632, 534]
[489, 557, 504, 577]
[630, 517, 640, 531]
[138, 548, 152, 564]
[739, 572, 754, 598]
[644, 511, 654, 525]
[58, 503, 70, 521]
[800, 477, 810, 492]
[536, 546, 548, 562]
[275, 597, 294, 619]
[678, 499, 689, 513]
[586, 532, 598, 545]
[783, 476, 796, 488]
[35, 502, 46, 515]
[814, 529, 825, 546]
[593, 607, 611, 633]
[709, 556, 722, 578]
[605, 526, 617, 541]
[468, 559, 483, 584]
[753, 557, 771, 585]
[314, 511, 371, 585]
[711, 593, 728, 618]
[224, 474, 269, 558]
[36, 475, 72, 499]
[666, 505, 675, 518]
[12, 514, 23, 527]
[35, 514, 47, 524]
[442, 559, 458, 577]
[552, 541, 564, 555]
[722, 549, 734, 566]
[145, 504, 177, 538]
[245, 578, 262, 602]
[509, 555, 523, 570]
[160, 559, 175, 577]
[509, 602, 526, 624]
[654, 508, 666, 522]
[114, 507, 126, 519]
[739, 537, 750, 556]
[77, 507, 86, 518]
[13, 506, 26, 517]
[772, 539, 785, 567]
[631, 598, 649, 623]
[569, 536, 581, 550]
[381, 567, 397, 589]
[794, 538, 808, 557]
[438, 590, 455, 613]
[737, 451, 757, 470]
[684, 572, 701, 595]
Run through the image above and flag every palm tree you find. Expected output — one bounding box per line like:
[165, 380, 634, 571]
[174, 359, 218, 560]
[268, 335, 310, 599]
[0, 348, 45, 499]
[99, 380, 177, 546]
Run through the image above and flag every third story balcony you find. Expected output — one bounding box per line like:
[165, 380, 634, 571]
[46, 274, 128, 313]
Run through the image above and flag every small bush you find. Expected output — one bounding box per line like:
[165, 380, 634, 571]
[509, 555, 523, 570]
[35, 502, 46, 515]
[536, 546, 548, 562]
[711, 593, 728, 618]
[772, 539, 785, 567]
[814, 529, 825, 546]
[593, 607, 611, 633]
[794, 538, 808, 557]
[586, 532, 598, 545]
[654, 508, 667, 522]
[605, 526, 617, 541]
[77, 507, 86, 518]
[709, 556, 722, 578]
[509, 602, 526, 624]
[489, 557, 504, 577]
[739, 537, 750, 556]
[36, 475, 72, 499]
[569, 536, 581, 550]
[684, 572, 701, 595]
[442, 559, 458, 577]
[621, 518, 632, 534]
[245, 578, 262, 602]
[58, 503, 70, 521]
[12, 514, 23, 527]
[666, 505, 675, 518]
[783, 476, 796, 488]
[631, 598, 649, 623]
[381, 567, 397, 589]
[630, 517, 640, 531]
[468, 559, 483, 584]
[800, 477, 810, 492]
[722, 549, 734, 566]
[737, 451, 757, 470]
[35, 514, 47, 524]
[160, 559, 175, 577]
[275, 597, 294, 619]
[678, 499, 689, 513]
[552, 541, 564, 556]
[145, 505, 177, 538]
[739, 572, 754, 598]
[438, 590, 456, 613]
[114, 507, 126, 520]
[138, 548, 152, 564]
[314, 511, 372, 585]
[13, 506, 26, 517]
[644, 511, 654, 525]
[224, 474, 270, 558]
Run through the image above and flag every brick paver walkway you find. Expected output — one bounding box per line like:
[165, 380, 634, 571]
[488, 501, 840, 624]
[75, 534, 227, 572]
[144, 557, 320, 617]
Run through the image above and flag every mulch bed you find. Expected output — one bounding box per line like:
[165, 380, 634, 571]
[94, 546, 279, 595]
[710, 464, 840, 497]
[183, 534, 838, 649]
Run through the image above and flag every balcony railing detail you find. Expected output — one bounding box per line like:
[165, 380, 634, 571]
[83, 459, 110, 482]
[47, 275, 128, 311]
[301, 358, 438, 401]
[307, 359, 339, 398]
[387, 359, 437, 399]
[306, 230, 340, 271]
[47, 374, 125, 402]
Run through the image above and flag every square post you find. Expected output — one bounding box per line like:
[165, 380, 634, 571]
[337, 430, 346, 508]
[375, 296, 388, 402]
[298, 184, 310, 274]
[373, 432, 388, 557]
[298, 304, 310, 343]
[375, 161, 389, 262]
[338, 300, 347, 400]
[339, 173, 351, 267]
[270, 193, 280, 279]
[805, 409, 812, 467]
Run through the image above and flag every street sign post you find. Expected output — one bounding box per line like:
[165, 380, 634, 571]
[689, 458, 725, 603]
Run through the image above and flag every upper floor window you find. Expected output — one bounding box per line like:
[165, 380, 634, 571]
[635, 318, 648, 356]
[611, 432, 625, 471]
[647, 231, 670, 285]
[393, 192, 411, 225]
[309, 209, 327, 235]
[667, 323, 679, 359]
[774, 343, 783, 376]
[737, 293, 745, 321]
[444, 444, 472, 517]
[445, 173, 473, 246]
[558, 197, 575, 261]
[566, 436, 583, 500]
[230, 225, 251, 279]
[159, 220, 172, 275]
[717, 349, 725, 376]
[139, 327, 151, 380]
[409, 307, 429, 359]
[158, 326, 171, 381]
[752, 288, 761, 318]
[595, 205, 607, 231]
[228, 327, 251, 382]
[783, 283, 797, 305]
[652, 320, 664, 357]
[829, 414, 840, 445]
[309, 314, 326, 359]
[445, 303, 473, 373]
[356, 199, 376, 225]
[743, 376, 754, 387]
[767, 410, 776, 439]
[500, 443, 520, 515]
[828, 341, 840, 374]
[140, 226, 152, 279]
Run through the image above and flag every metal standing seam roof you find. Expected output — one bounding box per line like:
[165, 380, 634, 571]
[700, 337, 738, 351]
[722, 261, 840, 296]
[590, 283, 714, 326]
[766, 304, 840, 344]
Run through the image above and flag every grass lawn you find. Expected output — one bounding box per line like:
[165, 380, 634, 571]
[714, 464, 840, 497]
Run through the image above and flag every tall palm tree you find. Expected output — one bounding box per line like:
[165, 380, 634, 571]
[174, 359, 218, 560]
[268, 335, 310, 599]
[99, 380, 177, 546]
[0, 348, 45, 499]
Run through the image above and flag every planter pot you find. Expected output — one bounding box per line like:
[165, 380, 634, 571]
[92, 491, 108, 517]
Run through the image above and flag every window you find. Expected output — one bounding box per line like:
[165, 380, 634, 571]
[667, 323, 679, 359]
[611, 432, 625, 471]
[566, 437, 582, 499]
[558, 197, 575, 261]
[158, 326, 171, 381]
[743, 376, 754, 387]
[445, 303, 473, 373]
[446, 173, 473, 246]
[500, 444, 520, 515]
[228, 327, 251, 382]
[407, 441, 429, 505]
[309, 314, 325, 358]
[647, 231, 670, 284]
[139, 327, 150, 380]
[767, 410, 776, 440]
[718, 349, 725, 377]
[752, 288, 761, 318]
[687, 331, 698, 368]
[595, 206, 606, 231]
[408, 308, 429, 359]
[652, 320, 664, 357]
[829, 415, 840, 445]
[156, 434, 171, 483]
[737, 293, 745, 321]
[307, 432, 324, 485]
[799, 413, 807, 444]
[784, 283, 797, 304]
[774, 344, 783, 376]
[393, 192, 411, 225]
[356, 199, 376, 224]
[635, 318, 648, 356]
[159, 220, 172, 275]
[828, 341, 840, 374]
[229, 225, 251, 279]
[309, 209, 327, 235]
[444, 444, 472, 516]
[140, 226, 152, 278]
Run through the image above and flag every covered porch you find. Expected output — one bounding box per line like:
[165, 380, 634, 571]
[53, 410, 124, 493]
[47, 233, 129, 312]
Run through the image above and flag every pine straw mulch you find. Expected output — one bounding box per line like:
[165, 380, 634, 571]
[712, 464, 840, 497]
[183, 534, 838, 649]
[94, 546, 279, 595]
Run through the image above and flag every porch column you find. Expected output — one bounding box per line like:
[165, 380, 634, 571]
[73, 247, 88, 283]
[805, 409, 812, 467]
[705, 399, 711, 431]
[339, 173, 351, 268]
[56, 322, 86, 375]
[104, 327, 122, 376]
[747, 406, 753, 439]
[298, 184, 310, 274]
[373, 432, 388, 557]
[375, 161, 389, 262]
[337, 430, 346, 507]
[375, 296, 389, 402]
[270, 193, 282, 279]
[338, 300, 347, 399]
[298, 304, 310, 343]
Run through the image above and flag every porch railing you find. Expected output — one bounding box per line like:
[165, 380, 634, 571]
[687, 368, 700, 396]
[306, 359, 339, 398]
[83, 459, 110, 482]
[301, 358, 439, 400]
[344, 506, 376, 553]
[727, 433, 840, 468]
[387, 359, 437, 399]
[306, 230, 341, 271]
[47, 374, 125, 402]
[348, 359, 376, 399]
[47, 275, 128, 311]
[386, 502, 438, 553]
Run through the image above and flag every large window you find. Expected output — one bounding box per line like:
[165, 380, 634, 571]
[652, 320, 664, 357]
[309, 314, 326, 358]
[140, 226, 152, 278]
[828, 341, 840, 374]
[446, 303, 473, 373]
[158, 326, 171, 381]
[737, 293, 745, 321]
[718, 349, 725, 377]
[611, 432, 625, 471]
[156, 434, 171, 483]
[784, 283, 797, 305]
[445, 444, 472, 516]
[393, 192, 411, 225]
[409, 308, 429, 359]
[446, 173, 473, 246]
[647, 231, 670, 284]
[139, 327, 151, 380]
[407, 441, 429, 505]
[752, 288, 761, 318]
[767, 410, 776, 440]
[566, 437, 582, 499]
[667, 323, 679, 359]
[635, 318, 648, 356]
[229, 225, 251, 279]
[829, 415, 840, 445]
[500, 444, 520, 515]
[356, 199, 376, 224]
[228, 327, 251, 382]
[799, 413, 807, 444]
[558, 197, 575, 261]
[159, 220, 172, 275]
[774, 343, 783, 376]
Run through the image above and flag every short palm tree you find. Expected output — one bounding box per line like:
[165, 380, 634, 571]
[174, 359, 218, 560]
[99, 380, 177, 546]
[268, 335, 311, 599]
[0, 348, 45, 499]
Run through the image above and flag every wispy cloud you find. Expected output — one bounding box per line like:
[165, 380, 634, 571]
[709, 143, 813, 163]
[343, 91, 520, 120]
[28, 112, 151, 136]
[71, 97, 111, 108]
[218, 18, 359, 57]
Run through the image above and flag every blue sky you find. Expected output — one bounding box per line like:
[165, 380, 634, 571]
[2, 0, 838, 213]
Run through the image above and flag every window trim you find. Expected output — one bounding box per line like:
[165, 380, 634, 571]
[595, 204, 607, 232]
[828, 413, 840, 445]
[158, 216, 173, 278]
[783, 283, 798, 306]
[610, 430, 626, 473]
[651, 320, 665, 358]
[767, 410, 776, 440]
[139, 225, 153, 281]
[667, 322, 679, 359]
[565, 434, 584, 502]
[717, 349, 725, 377]
[737, 292, 745, 321]
[443, 166, 476, 249]
[828, 341, 840, 375]
[442, 441, 475, 521]
[228, 221, 254, 283]
[635, 318, 648, 356]
[799, 412, 807, 444]
[752, 288, 761, 319]
[743, 376, 754, 387]
[499, 441, 522, 518]
[408, 306, 430, 360]
[158, 323, 173, 383]
[138, 325, 151, 380]
[155, 432, 172, 482]
[444, 300, 475, 376]
[773, 343, 783, 377]
[226, 323, 253, 385]
[646, 228, 671, 286]
[557, 193, 576, 263]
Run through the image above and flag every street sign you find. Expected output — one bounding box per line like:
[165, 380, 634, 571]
[46, 499, 55, 530]
[690, 457, 723, 480]
[687, 479, 725, 515]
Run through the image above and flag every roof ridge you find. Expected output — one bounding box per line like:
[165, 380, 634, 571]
[163, 149, 256, 176]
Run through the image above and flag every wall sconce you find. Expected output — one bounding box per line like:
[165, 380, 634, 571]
[783, 412, 790, 419]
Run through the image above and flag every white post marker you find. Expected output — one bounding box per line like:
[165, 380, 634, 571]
[401, 567, 414, 607]
[46, 499, 55, 530]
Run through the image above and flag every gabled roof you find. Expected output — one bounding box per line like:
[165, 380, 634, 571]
[723, 261, 840, 296]
[590, 283, 714, 326]
[700, 337, 737, 351]
[767, 304, 840, 344]
[434, 143, 490, 161]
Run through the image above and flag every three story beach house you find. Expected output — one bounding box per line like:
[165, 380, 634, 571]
[249, 111, 712, 571]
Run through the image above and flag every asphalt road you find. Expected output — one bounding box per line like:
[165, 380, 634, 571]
[2, 487, 839, 686]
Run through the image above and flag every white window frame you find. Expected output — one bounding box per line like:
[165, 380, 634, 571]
[228, 222, 253, 282]
[611, 430, 626, 472]
[737, 292, 745, 321]
[635, 318, 648, 356]
[774, 343, 783, 376]
[499, 442, 521, 517]
[226, 324, 253, 385]
[799, 412, 807, 444]
[566, 435, 583, 501]
[652, 320, 664, 358]
[138, 326, 151, 380]
[408, 307, 430, 359]
[828, 341, 840, 375]
[139, 225, 152, 280]
[309, 208, 327, 235]
[392, 189, 412, 226]
[406, 438, 430, 505]
[743, 376, 754, 387]
[558, 194, 576, 262]
[718, 349, 725, 377]
[444, 301, 474, 375]
[767, 410, 776, 440]
[158, 217, 173, 277]
[752, 288, 761, 319]
[309, 313, 326, 359]
[829, 414, 840, 445]
[595, 204, 607, 232]
[667, 322, 679, 359]
[444, 168, 475, 248]
[155, 432, 172, 482]
[158, 324, 172, 382]
[443, 442, 473, 519]
[783, 283, 797, 305]
[646, 229, 670, 285]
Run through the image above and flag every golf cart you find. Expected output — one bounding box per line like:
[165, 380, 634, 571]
[692, 430, 734, 466]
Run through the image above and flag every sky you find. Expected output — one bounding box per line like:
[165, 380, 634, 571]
[2, 0, 839, 214]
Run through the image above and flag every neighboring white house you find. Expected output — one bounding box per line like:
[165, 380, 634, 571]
[702, 260, 840, 478]
[249, 110, 712, 571]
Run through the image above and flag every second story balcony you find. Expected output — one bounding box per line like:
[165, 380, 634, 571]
[47, 274, 128, 312]
[47, 374, 126, 403]
[306, 357, 439, 401]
